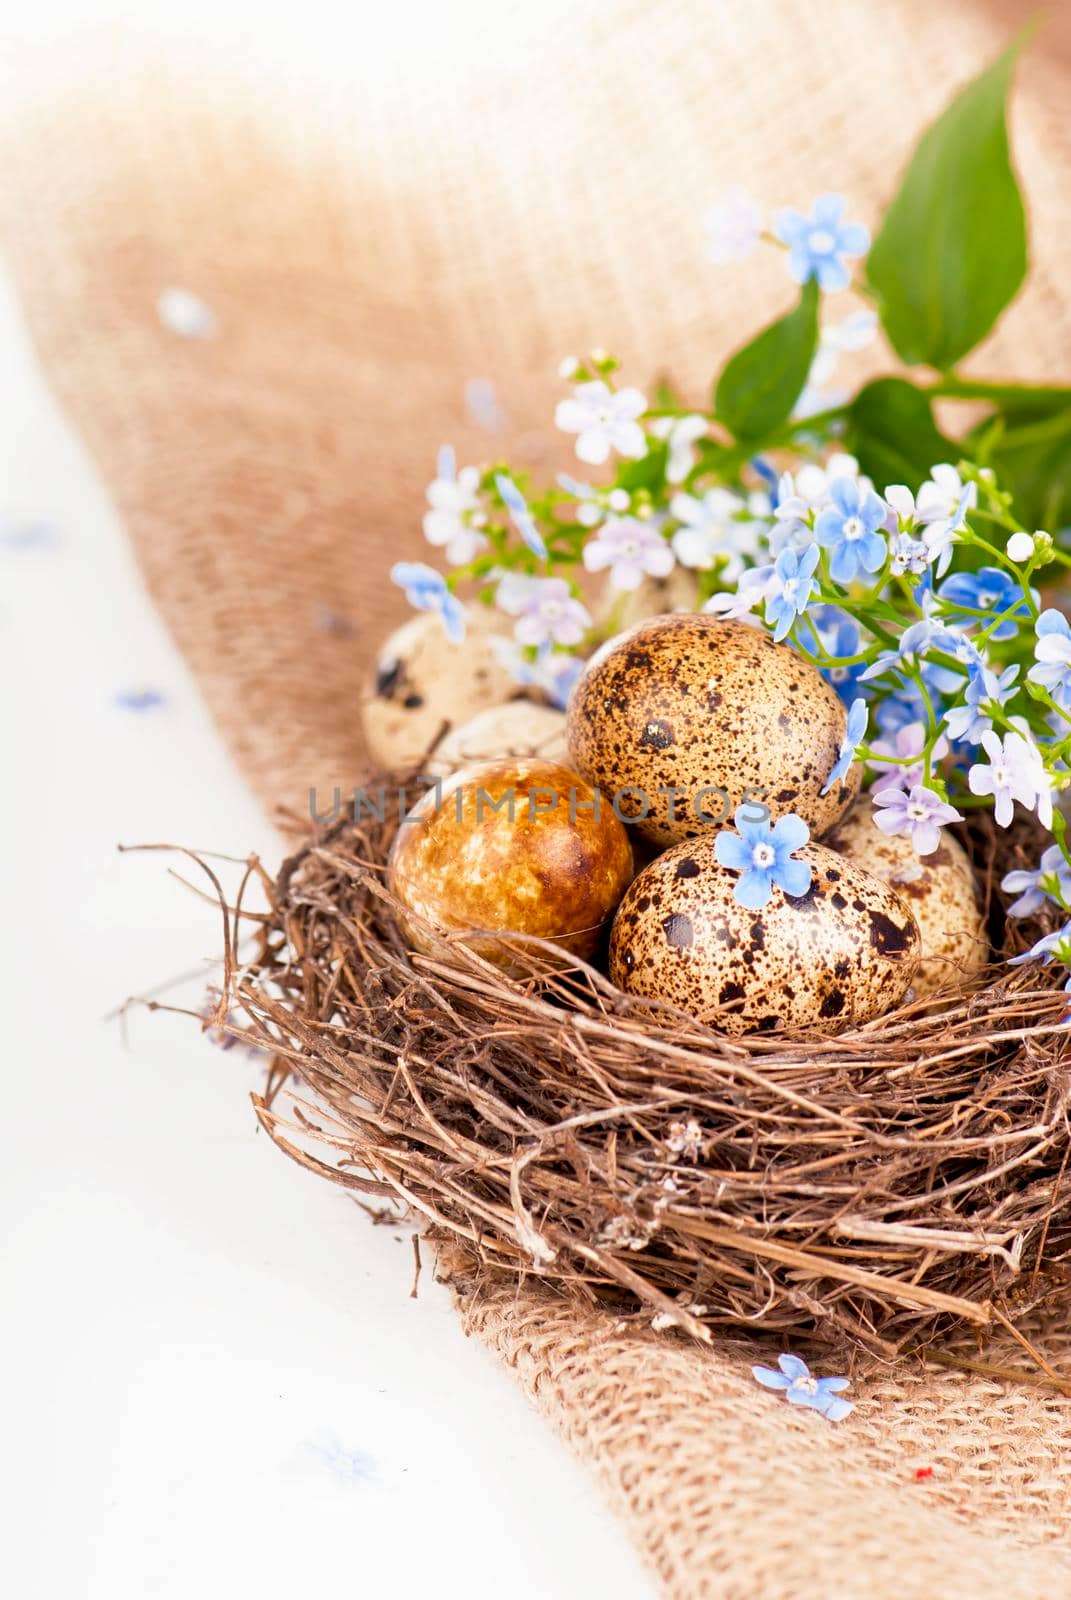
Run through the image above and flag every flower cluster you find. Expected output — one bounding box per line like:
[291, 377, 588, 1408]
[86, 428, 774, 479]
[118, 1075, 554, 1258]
[387, 170, 1071, 999]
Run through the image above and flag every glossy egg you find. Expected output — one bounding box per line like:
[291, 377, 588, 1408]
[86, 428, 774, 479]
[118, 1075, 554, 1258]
[389, 758, 633, 968]
[608, 834, 920, 1034]
[361, 608, 514, 769]
[566, 614, 860, 848]
[825, 805, 987, 999]
[427, 701, 568, 776]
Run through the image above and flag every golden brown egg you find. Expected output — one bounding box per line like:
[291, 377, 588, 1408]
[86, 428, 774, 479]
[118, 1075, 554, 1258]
[824, 804, 987, 999]
[566, 614, 860, 848]
[427, 701, 568, 776]
[609, 834, 919, 1034]
[361, 608, 514, 769]
[389, 758, 633, 968]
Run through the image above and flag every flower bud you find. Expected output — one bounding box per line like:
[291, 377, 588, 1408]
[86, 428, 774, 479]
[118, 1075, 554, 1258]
[1006, 531, 1035, 564]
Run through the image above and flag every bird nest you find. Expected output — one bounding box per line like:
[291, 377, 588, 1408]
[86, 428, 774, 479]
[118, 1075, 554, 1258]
[207, 792, 1071, 1367]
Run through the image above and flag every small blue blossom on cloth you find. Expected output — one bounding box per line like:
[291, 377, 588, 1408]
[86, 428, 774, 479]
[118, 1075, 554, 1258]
[495, 473, 549, 561]
[390, 561, 466, 644]
[815, 478, 887, 583]
[938, 566, 1032, 641]
[820, 696, 867, 795]
[772, 194, 870, 292]
[752, 1353, 854, 1422]
[715, 807, 812, 910]
[114, 688, 167, 712]
[764, 543, 820, 642]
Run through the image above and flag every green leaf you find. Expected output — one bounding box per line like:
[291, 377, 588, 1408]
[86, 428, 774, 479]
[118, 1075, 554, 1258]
[846, 378, 956, 490]
[983, 404, 1071, 530]
[617, 440, 668, 493]
[714, 281, 819, 441]
[867, 42, 1028, 370]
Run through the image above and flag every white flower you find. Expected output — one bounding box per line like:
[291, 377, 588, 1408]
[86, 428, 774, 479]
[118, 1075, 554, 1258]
[1007, 531, 1036, 564]
[809, 310, 878, 387]
[670, 488, 763, 580]
[702, 565, 777, 625]
[649, 414, 708, 483]
[916, 463, 977, 527]
[582, 517, 674, 591]
[423, 448, 487, 565]
[968, 729, 1053, 829]
[555, 381, 648, 465]
[558, 356, 579, 379]
[496, 574, 590, 648]
[703, 186, 763, 264]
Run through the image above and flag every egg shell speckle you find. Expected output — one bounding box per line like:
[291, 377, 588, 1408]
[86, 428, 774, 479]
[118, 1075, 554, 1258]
[609, 835, 920, 1034]
[825, 805, 987, 999]
[362, 608, 514, 769]
[389, 758, 633, 969]
[566, 614, 860, 847]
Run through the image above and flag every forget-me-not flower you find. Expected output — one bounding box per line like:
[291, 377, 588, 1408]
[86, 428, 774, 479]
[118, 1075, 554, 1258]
[555, 380, 648, 465]
[939, 567, 1031, 641]
[868, 721, 948, 789]
[582, 517, 675, 591]
[703, 185, 764, 263]
[715, 808, 812, 910]
[670, 488, 764, 580]
[495, 473, 549, 560]
[800, 606, 868, 705]
[772, 194, 870, 292]
[764, 544, 820, 642]
[650, 414, 709, 483]
[423, 446, 487, 566]
[820, 697, 867, 795]
[872, 782, 962, 856]
[815, 477, 887, 583]
[702, 564, 777, 625]
[1002, 845, 1071, 918]
[751, 1353, 853, 1422]
[496, 574, 590, 648]
[390, 561, 466, 644]
[968, 729, 1054, 829]
[491, 638, 583, 711]
[943, 660, 1019, 746]
[1028, 609, 1071, 708]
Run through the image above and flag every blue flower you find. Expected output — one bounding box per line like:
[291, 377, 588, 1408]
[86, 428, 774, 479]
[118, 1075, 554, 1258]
[715, 807, 812, 910]
[495, 473, 549, 560]
[943, 660, 1019, 746]
[938, 567, 1031, 641]
[1002, 845, 1071, 918]
[1028, 609, 1071, 708]
[764, 543, 820, 642]
[801, 606, 868, 705]
[814, 478, 887, 583]
[820, 697, 867, 796]
[772, 194, 870, 293]
[860, 613, 963, 686]
[1007, 921, 1071, 968]
[752, 1353, 853, 1422]
[390, 561, 466, 644]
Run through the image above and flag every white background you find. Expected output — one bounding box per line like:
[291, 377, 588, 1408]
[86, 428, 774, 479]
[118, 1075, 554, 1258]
[0, 262, 654, 1599]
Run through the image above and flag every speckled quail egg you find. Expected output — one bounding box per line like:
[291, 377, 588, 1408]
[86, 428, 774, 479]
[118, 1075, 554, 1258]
[825, 804, 987, 999]
[567, 614, 860, 848]
[361, 607, 514, 769]
[609, 835, 920, 1034]
[427, 701, 568, 776]
[389, 758, 633, 968]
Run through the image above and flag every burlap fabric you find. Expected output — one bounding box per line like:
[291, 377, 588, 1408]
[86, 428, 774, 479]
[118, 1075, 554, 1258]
[6, 4, 1071, 1592]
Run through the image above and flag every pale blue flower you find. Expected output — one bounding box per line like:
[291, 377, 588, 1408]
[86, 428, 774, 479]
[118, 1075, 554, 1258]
[860, 607, 964, 685]
[943, 661, 1019, 746]
[814, 478, 887, 583]
[1002, 845, 1071, 918]
[715, 807, 812, 910]
[704, 185, 764, 263]
[751, 1353, 853, 1422]
[1028, 609, 1071, 708]
[555, 380, 647, 465]
[583, 517, 675, 591]
[764, 543, 820, 642]
[424, 446, 486, 565]
[939, 567, 1031, 641]
[1007, 921, 1071, 970]
[464, 377, 505, 432]
[390, 561, 466, 644]
[820, 697, 867, 795]
[772, 194, 870, 292]
[496, 574, 590, 648]
[495, 473, 548, 560]
[872, 782, 962, 856]
[491, 638, 583, 710]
